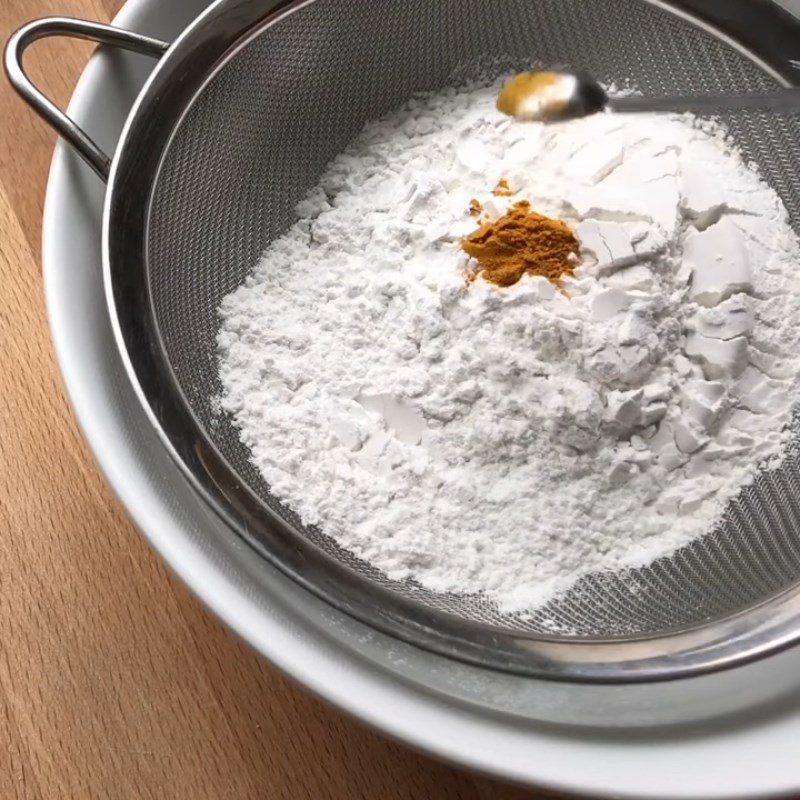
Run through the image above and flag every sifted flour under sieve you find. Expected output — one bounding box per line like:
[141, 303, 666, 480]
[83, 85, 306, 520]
[216, 82, 800, 615]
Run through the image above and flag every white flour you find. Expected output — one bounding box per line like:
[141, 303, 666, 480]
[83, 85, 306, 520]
[217, 83, 800, 614]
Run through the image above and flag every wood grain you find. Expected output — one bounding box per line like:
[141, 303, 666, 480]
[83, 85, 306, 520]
[0, 1, 547, 798]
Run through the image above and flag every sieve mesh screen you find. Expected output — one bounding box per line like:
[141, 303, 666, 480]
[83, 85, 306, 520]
[147, 0, 800, 638]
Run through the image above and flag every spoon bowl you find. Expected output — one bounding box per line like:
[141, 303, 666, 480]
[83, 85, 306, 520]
[496, 70, 608, 122]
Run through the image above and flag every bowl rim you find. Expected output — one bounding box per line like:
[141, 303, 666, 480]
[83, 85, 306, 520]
[39, 0, 800, 794]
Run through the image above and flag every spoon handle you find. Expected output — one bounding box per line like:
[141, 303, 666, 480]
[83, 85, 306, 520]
[608, 88, 800, 115]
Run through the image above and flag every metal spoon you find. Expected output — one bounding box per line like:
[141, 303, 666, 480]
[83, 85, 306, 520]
[497, 70, 800, 123]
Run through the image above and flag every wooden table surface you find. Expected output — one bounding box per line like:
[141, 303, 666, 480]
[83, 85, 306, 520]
[0, 1, 548, 798]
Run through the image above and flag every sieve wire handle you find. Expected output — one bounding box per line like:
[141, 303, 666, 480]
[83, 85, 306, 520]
[4, 17, 170, 182]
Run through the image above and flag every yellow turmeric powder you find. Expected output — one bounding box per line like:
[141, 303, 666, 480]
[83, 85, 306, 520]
[461, 201, 579, 288]
[492, 177, 515, 197]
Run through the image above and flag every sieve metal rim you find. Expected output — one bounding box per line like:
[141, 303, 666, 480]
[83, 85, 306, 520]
[11, 0, 800, 681]
[98, 0, 800, 681]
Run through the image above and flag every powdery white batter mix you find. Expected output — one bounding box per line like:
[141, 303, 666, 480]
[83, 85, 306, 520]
[217, 83, 800, 613]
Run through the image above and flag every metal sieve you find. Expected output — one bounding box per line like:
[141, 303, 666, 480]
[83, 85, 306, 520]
[9, 0, 800, 682]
